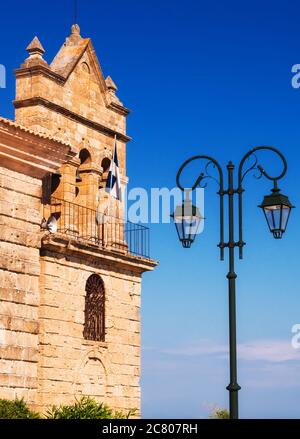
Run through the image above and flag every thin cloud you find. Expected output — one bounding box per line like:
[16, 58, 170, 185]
[158, 339, 300, 363]
[238, 340, 300, 362]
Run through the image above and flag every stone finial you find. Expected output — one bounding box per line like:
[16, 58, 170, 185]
[26, 36, 45, 56]
[106, 76, 118, 92]
[66, 24, 82, 45]
[21, 36, 48, 68]
[106, 76, 122, 105]
[71, 24, 81, 35]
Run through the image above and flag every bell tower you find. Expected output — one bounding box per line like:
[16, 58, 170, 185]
[15, 24, 129, 215]
[10, 24, 157, 414]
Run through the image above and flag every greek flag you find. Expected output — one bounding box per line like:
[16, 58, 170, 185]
[105, 137, 122, 201]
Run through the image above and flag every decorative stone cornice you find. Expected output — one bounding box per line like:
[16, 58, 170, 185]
[41, 234, 158, 274]
[0, 117, 75, 147]
[14, 64, 66, 84]
[0, 117, 77, 179]
[78, 163, 103, 176]
[108, 100, 131, 116]
[13, 97, 131, 142]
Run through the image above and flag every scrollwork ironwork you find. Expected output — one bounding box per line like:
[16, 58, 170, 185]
[239, 153, 263, 182]
[238, 146, 287, 187]
[176, 155, 224, 191]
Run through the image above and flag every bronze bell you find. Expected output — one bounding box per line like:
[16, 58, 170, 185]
[76, 167, 82, 182]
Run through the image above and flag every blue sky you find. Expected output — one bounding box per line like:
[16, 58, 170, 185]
[1, 0, 300, 418]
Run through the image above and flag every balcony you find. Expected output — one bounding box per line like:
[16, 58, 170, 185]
[43, 197, 150, 260]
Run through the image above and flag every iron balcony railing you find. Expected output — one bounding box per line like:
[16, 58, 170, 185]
[43, 197, 150, 259]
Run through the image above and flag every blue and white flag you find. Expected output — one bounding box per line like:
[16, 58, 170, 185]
[105, 137, 122, 201]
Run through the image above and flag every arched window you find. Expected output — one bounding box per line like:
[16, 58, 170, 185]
[101, 157, 111, 173]
[101, 158, 111, 187]
[42, 172, 61, 204]
[79, 148, 91, 165]
[83, 274, 105, 342]
[76, 148, 92, 185]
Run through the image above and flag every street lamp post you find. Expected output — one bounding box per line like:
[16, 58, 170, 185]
[171, 146, 294, 419]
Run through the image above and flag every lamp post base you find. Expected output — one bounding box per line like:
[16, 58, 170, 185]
[226, 383, 241, 419]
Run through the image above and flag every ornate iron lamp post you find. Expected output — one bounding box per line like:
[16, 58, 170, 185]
[171, 146, 294, 419]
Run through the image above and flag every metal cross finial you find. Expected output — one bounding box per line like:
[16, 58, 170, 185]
[73, 0, 78, 25]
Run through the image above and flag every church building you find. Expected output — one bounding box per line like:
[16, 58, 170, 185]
[0, 24, 157, 415]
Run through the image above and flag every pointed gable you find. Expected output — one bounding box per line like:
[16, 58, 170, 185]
[49, 24, 116, 110]
[50, 25, 90, 78]
[14, 24, 130, 148]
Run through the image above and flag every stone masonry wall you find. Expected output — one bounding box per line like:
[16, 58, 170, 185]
[38, 249, 142, 414]
[0, 166, 42, 406]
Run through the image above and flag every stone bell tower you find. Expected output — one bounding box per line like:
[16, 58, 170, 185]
[15, 24, 129, 215]
[0, 24, 157, 415]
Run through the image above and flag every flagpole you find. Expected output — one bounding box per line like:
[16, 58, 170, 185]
[105, 134, 117, 248]
[73, 0, 78, 24]
[107, 134, 117, 218]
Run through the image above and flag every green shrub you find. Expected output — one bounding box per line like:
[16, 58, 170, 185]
[209, 407, 230, 419]
[45, 397, 136, 419]
[0, 398, 40, 419]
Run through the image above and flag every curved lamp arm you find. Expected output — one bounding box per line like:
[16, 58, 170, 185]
[176, 155, 224, 191]
[237, 146, 288, 258]
[238, 146, 287, 184]
[176, 155, 225, 259]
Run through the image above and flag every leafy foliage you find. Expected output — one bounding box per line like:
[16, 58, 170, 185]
[45, 397, 136, 419]
[209, 407, 230, 419]
[0, 398, 40, 419]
